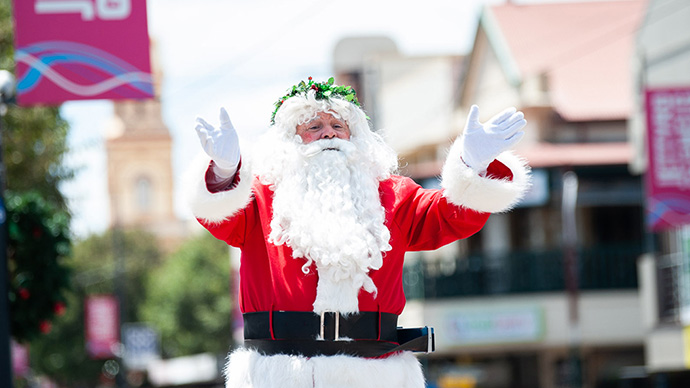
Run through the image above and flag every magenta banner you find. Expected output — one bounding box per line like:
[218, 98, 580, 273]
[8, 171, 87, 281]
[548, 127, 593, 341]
[85, 295, 120, 359]
[645, 87, 690, 231]
[12, 0, 153, 105]
[11, 340, 30, 377]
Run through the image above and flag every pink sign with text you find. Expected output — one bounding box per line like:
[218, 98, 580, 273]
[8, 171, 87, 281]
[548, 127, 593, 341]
[645, 87, 690, 231]
[85, 295, 120, 359]
[12, 0, 153, 105]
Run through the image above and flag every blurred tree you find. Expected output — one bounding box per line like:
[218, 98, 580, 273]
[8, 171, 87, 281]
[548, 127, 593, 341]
[1, 0, 75, 339]
[141, 232, 233, 358]
[1, 0, 78, 385]
[0, 0, 74, 209]
[28, 228, 161, 385]
[6, 192, 71, 342]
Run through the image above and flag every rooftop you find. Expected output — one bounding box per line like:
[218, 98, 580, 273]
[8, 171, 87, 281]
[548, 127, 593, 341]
[488, 0, 647, 121]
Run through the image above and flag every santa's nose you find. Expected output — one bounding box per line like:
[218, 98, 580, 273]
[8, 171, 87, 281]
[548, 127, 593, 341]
[321, 126, 337, 139]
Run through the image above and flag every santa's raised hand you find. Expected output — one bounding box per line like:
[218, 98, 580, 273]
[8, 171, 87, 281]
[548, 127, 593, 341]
[195, 107, 241, 178]
[461, 105, 526, 173]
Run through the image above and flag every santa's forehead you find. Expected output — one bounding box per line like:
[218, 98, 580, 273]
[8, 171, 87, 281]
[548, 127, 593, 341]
[299, 111, 345, 124]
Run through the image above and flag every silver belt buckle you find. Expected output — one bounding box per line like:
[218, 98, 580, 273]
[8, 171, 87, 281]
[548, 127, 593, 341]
[319, 311, 340, 340]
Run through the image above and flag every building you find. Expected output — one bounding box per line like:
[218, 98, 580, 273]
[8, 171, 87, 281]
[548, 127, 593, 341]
[104, 42, 189, 252]
[334, 1, 650, 387]
[629, 0, 690, 384]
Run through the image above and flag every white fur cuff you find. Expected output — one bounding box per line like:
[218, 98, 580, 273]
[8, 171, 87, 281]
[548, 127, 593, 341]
[441, 137, 531, 213]
[184, 154, 254, 223]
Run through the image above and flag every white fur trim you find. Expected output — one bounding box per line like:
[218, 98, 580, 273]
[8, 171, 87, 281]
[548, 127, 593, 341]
[184, 154, 254, 223]
[441, 136, 531, 213]
[224, 348, 425, 388]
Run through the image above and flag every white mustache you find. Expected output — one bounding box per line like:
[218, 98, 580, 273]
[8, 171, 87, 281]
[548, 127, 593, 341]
[299, 138, 356, 158]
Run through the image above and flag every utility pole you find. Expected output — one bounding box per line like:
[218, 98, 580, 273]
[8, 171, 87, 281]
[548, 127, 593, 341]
[0, 69, 16, 388]
[562, 170, 581, 388]
[113, 224, 128, 388]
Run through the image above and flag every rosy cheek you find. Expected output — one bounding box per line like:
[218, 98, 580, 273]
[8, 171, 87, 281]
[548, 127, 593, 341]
[298, 131, 317, 144]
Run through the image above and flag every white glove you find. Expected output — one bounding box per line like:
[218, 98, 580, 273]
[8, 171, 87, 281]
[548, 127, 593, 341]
[461, 105, 526, 173]
[195, 107, 241, 178]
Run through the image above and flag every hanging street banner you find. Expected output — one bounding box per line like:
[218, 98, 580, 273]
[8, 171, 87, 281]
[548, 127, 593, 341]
[12, 0, 153, 105]
[645, 87, 690, 231]
[85, 295, 120, 359]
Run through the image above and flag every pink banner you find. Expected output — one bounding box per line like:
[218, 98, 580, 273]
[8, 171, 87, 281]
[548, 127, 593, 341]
[645, 87, 690, 231]
[12, 0, 153, 105]
[85, 295, 120, 359]
[11, 340, 30, 377]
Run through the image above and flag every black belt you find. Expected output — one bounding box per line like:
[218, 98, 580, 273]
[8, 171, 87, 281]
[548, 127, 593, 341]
[243, 311, 435, 358]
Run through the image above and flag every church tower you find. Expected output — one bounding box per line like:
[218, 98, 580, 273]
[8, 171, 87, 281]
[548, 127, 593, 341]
[105, 41, 187, 251]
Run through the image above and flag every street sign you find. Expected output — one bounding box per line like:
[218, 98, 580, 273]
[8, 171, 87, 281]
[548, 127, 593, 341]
[122, 323, 159, 370]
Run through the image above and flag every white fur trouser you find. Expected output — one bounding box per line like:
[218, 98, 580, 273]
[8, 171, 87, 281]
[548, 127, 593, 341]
[224, 348, 426, 388]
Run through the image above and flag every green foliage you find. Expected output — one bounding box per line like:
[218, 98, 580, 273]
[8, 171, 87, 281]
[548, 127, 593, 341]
[0, 0, 15, 71]
[1, 0, 79, 384]
[270, 76, 362, 125]
[0, 0, 74, 209]
[28, 228, 162, 385]
[6, 191, 71, 343]
[23, 289, 102, 386]
[70, 228, 162, 324]
[141, 232, 233, 358]
[2, 105, 74, 208]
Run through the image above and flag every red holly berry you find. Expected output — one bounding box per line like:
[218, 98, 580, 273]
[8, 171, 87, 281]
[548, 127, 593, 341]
[39, 320, 52, 334]
[53, 302, 66, 316]
[311, 85, 318, 90]
[18, 288, 30, 300]
[308, 76, 312, 80]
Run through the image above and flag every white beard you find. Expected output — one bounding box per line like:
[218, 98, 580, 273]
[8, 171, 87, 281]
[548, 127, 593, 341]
[256, 138, 392, 314]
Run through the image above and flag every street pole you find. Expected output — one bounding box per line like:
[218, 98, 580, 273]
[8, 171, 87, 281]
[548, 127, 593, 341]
[113, 225, 128, 388]
[0, 118, 14, 388]
[0, 69, 15, 388]
[562, 170, 581, 388]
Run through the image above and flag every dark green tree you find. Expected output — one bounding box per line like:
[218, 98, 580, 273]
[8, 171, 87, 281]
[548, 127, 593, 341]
[141, 232, 234, 358]
[2, 0, 75, 342]
[6, 192, 71, 342]
[1, 0, 77, 385]
[28, 228, 162, 385]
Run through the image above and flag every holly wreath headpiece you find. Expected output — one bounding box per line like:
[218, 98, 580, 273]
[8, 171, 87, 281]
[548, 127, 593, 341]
[270, 76, 362, 125]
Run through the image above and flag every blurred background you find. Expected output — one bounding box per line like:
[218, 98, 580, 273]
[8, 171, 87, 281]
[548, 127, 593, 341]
[3, 0, 690, 387]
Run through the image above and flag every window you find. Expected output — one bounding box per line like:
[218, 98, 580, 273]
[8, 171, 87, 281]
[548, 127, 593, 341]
[136, 176, 152, 212]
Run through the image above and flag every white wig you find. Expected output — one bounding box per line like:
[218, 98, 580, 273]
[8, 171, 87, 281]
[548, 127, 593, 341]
[268, 89, 399, 180]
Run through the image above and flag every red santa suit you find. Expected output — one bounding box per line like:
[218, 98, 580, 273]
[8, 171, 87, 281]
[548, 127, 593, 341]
[186, 133, 531, 388]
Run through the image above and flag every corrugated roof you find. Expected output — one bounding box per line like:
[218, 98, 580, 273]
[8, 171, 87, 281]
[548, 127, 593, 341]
[488, 1, 647, 121]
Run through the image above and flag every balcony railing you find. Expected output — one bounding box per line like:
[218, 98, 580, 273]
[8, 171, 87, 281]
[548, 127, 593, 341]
[655, 253, 690, 324]
[403, 243, 643, 300]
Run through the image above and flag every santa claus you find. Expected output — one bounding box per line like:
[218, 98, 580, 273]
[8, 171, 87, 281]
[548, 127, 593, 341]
[187, 77, 530, 388]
